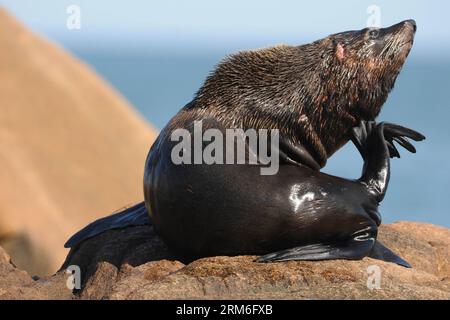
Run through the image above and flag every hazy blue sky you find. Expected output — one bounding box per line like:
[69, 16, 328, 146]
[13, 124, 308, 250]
[1, 1, 449, 226]
[1, 0, 449, 56]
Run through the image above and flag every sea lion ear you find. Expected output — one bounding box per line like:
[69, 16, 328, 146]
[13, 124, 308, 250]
[335, 43, 345, 60]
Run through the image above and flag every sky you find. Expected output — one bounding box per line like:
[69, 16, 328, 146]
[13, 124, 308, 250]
[1, 0, 449, 56]
[1, 1, 449, 226]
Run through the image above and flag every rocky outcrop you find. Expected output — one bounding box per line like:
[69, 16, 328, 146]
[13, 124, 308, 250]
[0, 246, 73, 300]
[1, 222, 449, 300]
[0, 9, 157, 275]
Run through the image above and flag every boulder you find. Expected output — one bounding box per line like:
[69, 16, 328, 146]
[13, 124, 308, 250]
[0, 221, 449, 300]
[0, 9, 157, 275]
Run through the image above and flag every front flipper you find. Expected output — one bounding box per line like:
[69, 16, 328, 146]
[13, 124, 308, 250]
[279, 136, 321, 170]
[256, 226, 376, 263]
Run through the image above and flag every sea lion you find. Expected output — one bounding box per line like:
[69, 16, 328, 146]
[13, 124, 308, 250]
[66, 20, 424, 267]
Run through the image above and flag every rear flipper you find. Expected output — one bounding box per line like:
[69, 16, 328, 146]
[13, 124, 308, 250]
[256, 231, 411, 268]
[368, 240, 411, 268]
[64, 201, 151, 248]
[352, 121, 425, 202]
[256, 226, 376, 263]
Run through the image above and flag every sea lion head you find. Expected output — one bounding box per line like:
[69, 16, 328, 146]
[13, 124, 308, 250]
[318, 20, 416, 121]
[191, 20, 417, 165]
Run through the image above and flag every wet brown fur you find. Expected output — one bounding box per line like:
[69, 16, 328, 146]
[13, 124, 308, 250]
[163, 22, 415, 168]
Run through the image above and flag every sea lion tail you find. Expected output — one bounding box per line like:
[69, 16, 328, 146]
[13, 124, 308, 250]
[64, 201, 151, 248]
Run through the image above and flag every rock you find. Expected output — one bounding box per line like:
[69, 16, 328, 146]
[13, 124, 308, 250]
[0, 246, 73, 300]
[0, 9, 157, 276]
[0, 221, 449, 299]
[381, 222, 450, 279]
[62, 225, 178, 291]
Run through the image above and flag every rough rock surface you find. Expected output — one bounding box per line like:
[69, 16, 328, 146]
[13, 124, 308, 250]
[0, 221, 449, 300]
[0, 9, 156, 275]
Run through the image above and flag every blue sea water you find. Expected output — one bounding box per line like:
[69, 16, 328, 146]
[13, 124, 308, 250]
[71, 47, 450, 227]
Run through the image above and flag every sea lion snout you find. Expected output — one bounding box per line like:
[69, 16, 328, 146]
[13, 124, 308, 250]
[384, 19, 417, 39]
[398, 19, 417, 41]
[403, 19, 417, 32]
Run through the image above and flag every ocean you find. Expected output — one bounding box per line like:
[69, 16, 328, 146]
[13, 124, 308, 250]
[70, 47, 450, 227]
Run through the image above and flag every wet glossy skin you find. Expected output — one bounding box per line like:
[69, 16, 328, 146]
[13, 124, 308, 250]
[144, 118, 423, 266]
[146, 147, 373, 256]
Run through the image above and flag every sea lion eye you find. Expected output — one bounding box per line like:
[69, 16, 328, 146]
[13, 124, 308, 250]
[368, 29, 379, 39]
